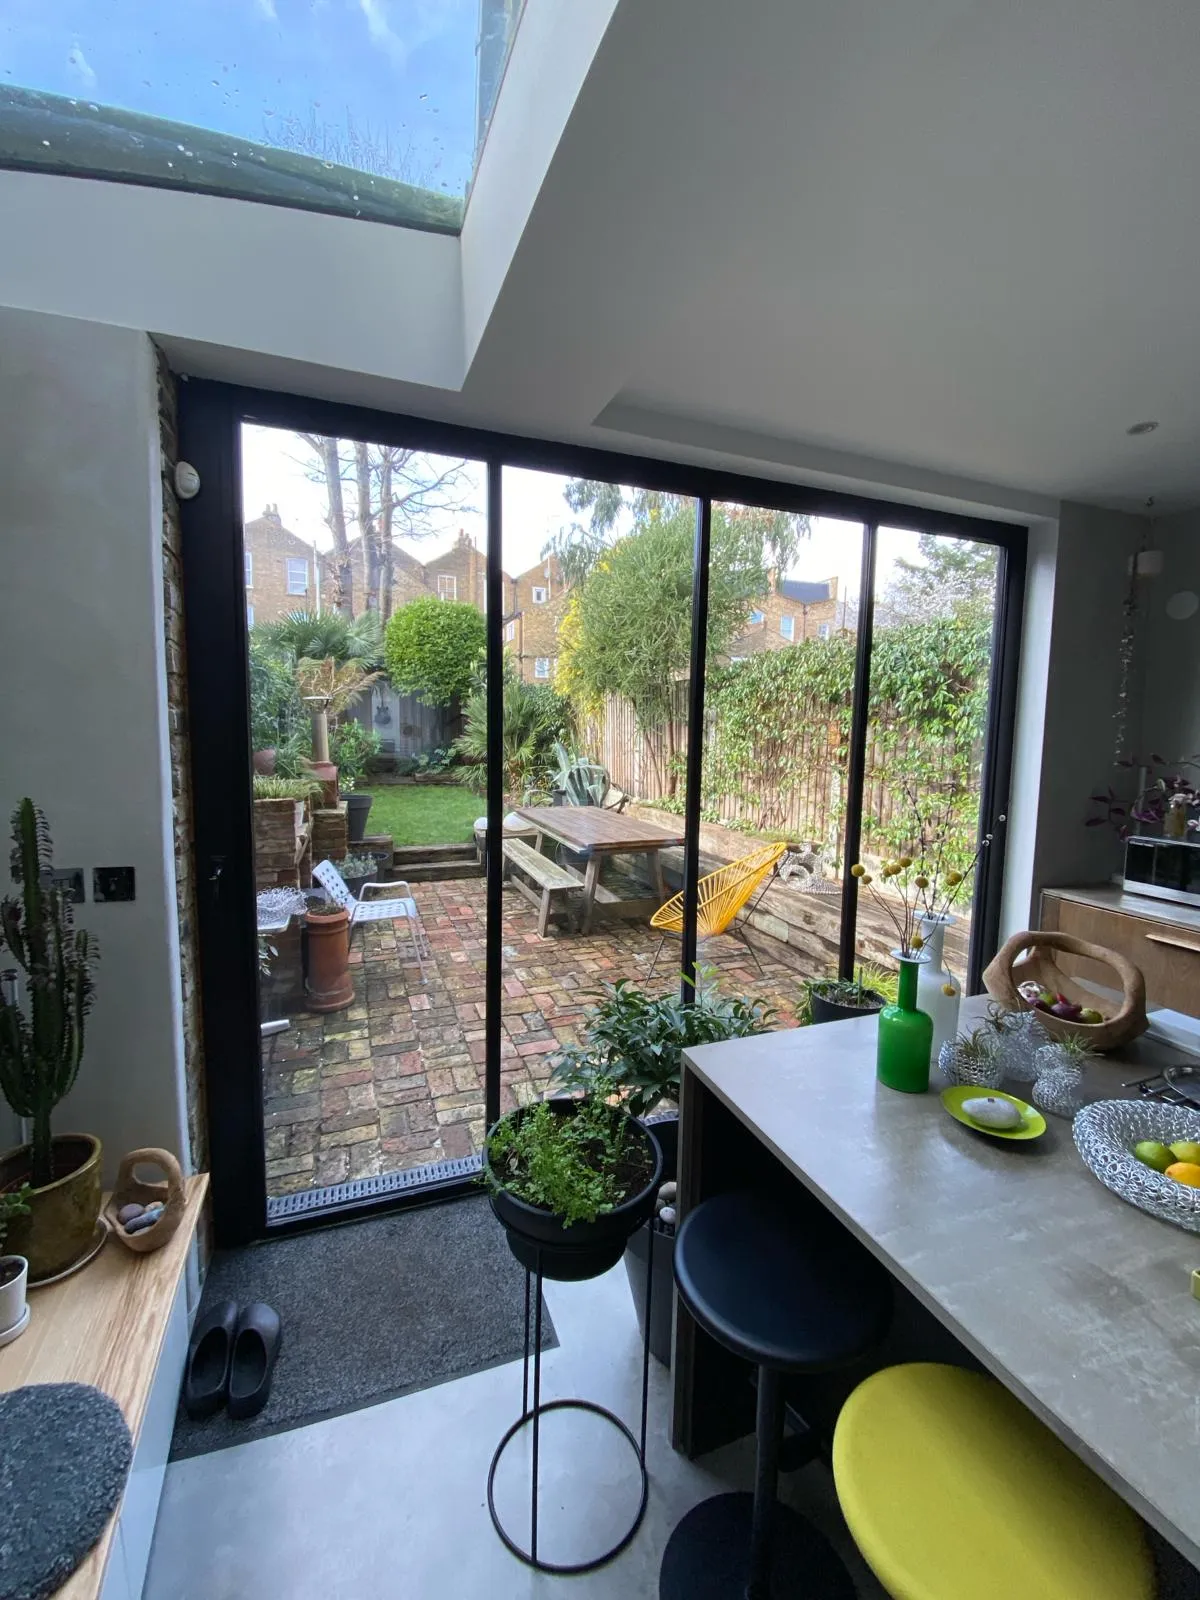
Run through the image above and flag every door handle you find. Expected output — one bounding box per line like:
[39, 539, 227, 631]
[1145, 932, 1200, 957]
[209, 856, 226, 904]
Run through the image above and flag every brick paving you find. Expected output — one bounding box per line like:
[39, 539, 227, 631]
[262, 876, 808, 1198]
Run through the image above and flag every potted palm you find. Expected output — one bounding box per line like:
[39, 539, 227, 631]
[484, 1091, 662, 1282]
[0, 1183, 31, 1342]
[550, 975, 773, 1359]
[0, 800, 102, 1281]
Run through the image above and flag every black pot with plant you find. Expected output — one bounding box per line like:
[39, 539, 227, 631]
[0, 800, 102, 1282]
[484, 1094, 662, 1282]
[339, 854, 381, 898]
[801, 964, 896, 1026]
[550, 974, 773, 1359]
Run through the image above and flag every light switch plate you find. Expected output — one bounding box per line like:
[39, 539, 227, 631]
[41, 867, 85, 904]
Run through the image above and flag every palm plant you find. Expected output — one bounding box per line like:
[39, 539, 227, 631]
[294, 656, 383, 718]
[0, 801, 97, 1187]
[253, 609, 382, 668]
[454, 676, 571, 800]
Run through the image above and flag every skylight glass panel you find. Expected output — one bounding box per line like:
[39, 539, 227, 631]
[0, 1, 523, 231]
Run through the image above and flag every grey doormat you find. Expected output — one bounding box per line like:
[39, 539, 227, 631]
[170, 1196, 556, 1459]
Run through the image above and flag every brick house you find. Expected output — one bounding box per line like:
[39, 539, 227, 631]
[317, 528, 517, 618]
[727, 575, 841, 658]
[503, 556, 568, 683]
[243, 506, 320, 625]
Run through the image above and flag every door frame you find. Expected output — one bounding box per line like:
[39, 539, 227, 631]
[178, 378, 1027, 1247]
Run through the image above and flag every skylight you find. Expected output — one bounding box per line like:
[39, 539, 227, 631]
[0, 1, 523, 232]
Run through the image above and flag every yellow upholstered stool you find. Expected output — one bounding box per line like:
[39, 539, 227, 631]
[832, 1363, 1155, 1600]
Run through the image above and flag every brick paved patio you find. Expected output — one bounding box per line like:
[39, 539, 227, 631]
[262, 875, 808, 1197]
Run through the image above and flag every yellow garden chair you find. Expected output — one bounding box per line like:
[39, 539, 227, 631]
[648, 842, 788, 977]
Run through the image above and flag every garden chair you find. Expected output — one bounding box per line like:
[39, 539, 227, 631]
[312, 859, 430, 983]
[647, 842, 788, 977]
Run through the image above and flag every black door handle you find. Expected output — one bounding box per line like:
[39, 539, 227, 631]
[209, 855, 226, 904]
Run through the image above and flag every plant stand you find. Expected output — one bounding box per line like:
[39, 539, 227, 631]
[487, 1229, 656, 1574]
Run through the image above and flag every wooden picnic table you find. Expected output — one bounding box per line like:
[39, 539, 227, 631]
[513, 805, 686, 934]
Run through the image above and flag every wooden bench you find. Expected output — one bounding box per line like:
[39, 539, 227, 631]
[502, 837, 585, 937]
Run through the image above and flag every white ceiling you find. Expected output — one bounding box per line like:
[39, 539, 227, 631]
[461, 0, 1200, 510]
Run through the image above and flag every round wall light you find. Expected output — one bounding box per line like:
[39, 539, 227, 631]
[1126, 421, 1159, 436]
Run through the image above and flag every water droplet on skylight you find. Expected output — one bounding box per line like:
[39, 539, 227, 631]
[41, 139, 50, 147]
[166, 160, 174, 167]
[177, 143, 186, 152]
[323, 161, 334, 169]
[419, 93, 428, 100]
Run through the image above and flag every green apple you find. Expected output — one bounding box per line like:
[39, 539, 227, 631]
[1078, 1007, 1103, 1024]
[1169, 1140, 1200, 1166]
[1133, 1140, 1175, 1173]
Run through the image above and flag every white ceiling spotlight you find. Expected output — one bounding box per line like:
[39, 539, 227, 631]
[1125, 421, 1159, 436]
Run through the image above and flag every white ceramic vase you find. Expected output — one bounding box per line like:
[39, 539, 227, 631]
[916, 914, 960, 1062]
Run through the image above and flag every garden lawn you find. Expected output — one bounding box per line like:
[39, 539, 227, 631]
[360, 783, 482, 847]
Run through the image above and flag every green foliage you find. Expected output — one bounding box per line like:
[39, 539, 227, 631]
[798, 964, 897, 1023]
[253, 609, 383, 668]
[0, 802, 97, 1188]
[384, 597, 486, 707]
[551, 974, 774, 1119]
[339, 854, 380, 880]
[359, 784, 481, 846]
[0, 1182, 31, 1255]
[485, 1093, 652, 1227]
[552, 742, 610, 806]
[414, 746, 455, 775]
[329, 718, 382, 788]
[252, 775, 320, 801]
[248, 638, 307, 758]
[886, 535, 998, 624]
[454, 674, 573, 800]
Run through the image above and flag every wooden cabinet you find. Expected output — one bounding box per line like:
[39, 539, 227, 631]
[1041, 893, 1200, 1018]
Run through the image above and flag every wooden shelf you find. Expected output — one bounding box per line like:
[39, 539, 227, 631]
[0, 1173, 208, 1599]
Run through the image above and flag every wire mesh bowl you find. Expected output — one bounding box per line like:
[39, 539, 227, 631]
[938, 1036, 1004, 1089]
[987, 1009, 1049, 1083]
[1031, 1066, 1086, 1120]
[1073, 1100, 1200, 1233]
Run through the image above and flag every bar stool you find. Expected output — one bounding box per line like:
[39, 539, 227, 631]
[832, 1363, 1156, 1599]
[660, 1190, 892, 1599]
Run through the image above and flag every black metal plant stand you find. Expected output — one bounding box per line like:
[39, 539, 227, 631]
[486, 1226, 656, 1574]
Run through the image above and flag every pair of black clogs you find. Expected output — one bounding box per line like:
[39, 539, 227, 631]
[183, 1301, 282, 1420]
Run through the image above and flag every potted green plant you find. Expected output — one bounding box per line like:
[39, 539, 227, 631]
[331, 718, 383, 842]
[0, 1182, 31, 1341]
[550, 974, 773, 1357]
[0, 800, 102, 1281]
[339, 854, 381, 898]
[484, 1091, 662, 1282]
[800, 964, 897, 1026]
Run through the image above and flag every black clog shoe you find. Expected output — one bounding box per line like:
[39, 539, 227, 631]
[227, 1302, 283, 1420]
[183, 1299, 239, 1419]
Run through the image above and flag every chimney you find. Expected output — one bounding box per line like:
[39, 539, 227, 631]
[263, 504, 282, 526]
[828, 575, 838, 601]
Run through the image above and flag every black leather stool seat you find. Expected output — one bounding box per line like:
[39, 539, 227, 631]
[674, 1190, 891, 1373]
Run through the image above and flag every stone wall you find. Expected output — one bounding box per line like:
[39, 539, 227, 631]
[156, 349, 208, 1176]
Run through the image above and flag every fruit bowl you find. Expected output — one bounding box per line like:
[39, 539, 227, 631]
[1073, 1101, 1200, 1233]
[982, 929, 1147, 1052]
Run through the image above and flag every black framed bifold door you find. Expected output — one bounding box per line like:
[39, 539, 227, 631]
[178, 379, 1025, 1248]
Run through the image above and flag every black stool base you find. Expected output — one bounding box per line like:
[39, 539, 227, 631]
[659, 1493, 856, 1600]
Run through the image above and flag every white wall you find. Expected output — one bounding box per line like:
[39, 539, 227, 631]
[1138, 510, 1200, 763]
[0, 306, 188, 1178]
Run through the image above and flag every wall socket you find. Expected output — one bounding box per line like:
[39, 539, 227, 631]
[93, 866, 136, 903]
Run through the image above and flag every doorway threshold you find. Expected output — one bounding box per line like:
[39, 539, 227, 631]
[267, 1153, 483, 1222]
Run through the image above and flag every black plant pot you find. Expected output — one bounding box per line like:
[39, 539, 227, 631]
[809, 990, 885, 1026]
[345, 792, 373, 843]
[487, 1100, 663, 1283]
[623, 1114, 678, 1366]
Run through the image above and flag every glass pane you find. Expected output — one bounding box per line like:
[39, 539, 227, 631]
[701, 508, 866, 1022]
[0, 1, 524, 229]
[497, 470, 695, 1121]
[241, 421, 487, 1205]
[862, 528, 1001, 985]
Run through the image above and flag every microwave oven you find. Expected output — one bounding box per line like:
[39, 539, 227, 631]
[1122, 834, 1200, 909]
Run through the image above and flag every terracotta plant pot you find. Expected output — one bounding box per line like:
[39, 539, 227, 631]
[306, 906, 353, 1013]
[0, 1134, 103, 1280]
[252, 747, 277, 775]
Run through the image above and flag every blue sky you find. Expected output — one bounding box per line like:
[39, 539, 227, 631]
[0, 0, 481, 193]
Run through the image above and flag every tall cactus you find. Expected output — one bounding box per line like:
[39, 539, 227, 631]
[0, 800, 96, 1187]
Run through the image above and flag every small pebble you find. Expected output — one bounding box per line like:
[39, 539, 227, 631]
[963, 1095, 1023, 1130]
[143, 1202, 164, 1217]
[124, 1211, 159, 1235]
[659, 1205, 677, 1227]
[116, 1203, 144, 1225]
[658, 1181, 677, 1203]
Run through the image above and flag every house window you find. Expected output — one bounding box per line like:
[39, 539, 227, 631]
[532, 585, 548, 604]
[246, 603, 255, 628]
[749, 608, 764, 625]
[437, 573, 457, 601]
[244, 551, 253, 588]
[286, 557, 308, 596]
[505, 621, 516, 642]
[534, 657, 551, 680]
[818, 622, 831, 639]
[780, 615, 795, 640]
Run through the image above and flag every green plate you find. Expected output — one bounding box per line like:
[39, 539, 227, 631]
[940, 1086, 1046, 1141]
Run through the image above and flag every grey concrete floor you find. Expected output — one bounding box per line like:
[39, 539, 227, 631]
[145, 1257, 886, 1600]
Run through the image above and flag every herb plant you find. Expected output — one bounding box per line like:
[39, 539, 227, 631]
[550, 972, 774, 1119]
[0, 1184, 31, 1254]
[799, 964, 896, 1021]
[486, 1091, 652, 1227]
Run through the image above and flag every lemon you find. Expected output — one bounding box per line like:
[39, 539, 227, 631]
[1133, 1140, 1174, 1173]
[1169, 1141, 1200, 1165]
[1164, 1162, 1200, 1188]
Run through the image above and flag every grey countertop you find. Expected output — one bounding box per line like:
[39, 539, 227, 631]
[1045, 881, 1200, 934]
[683, 998, 1200, 1568]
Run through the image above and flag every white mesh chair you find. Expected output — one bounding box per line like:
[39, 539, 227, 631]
[312, 859, 430, 983]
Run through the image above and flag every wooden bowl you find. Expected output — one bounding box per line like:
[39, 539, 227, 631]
[982, 930, 1147, 1052]
[104, 1147, 187, 1254]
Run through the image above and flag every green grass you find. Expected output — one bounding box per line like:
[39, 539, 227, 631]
[360, 783, 482, 847]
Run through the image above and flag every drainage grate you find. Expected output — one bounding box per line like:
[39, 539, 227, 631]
[267, 1153, 483, 1221]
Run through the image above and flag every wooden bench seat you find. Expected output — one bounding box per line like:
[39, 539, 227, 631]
[502, 837, 585, 936]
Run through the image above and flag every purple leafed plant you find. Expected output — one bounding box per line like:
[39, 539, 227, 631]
[1086, 753, 1200, 839]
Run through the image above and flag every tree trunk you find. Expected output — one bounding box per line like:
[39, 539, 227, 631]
[312, 435, 353, 616]
[379, 452, 395, 621]
[354, 441, 381, 614]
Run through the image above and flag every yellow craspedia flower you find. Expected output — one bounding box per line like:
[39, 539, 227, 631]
[898, 856, 913, 869]
[850, 863, 866, 878]
[945, 870, 963, 886]
[942, 983, 957, 997]
[911, 932, 925, 948]
[914, 874, 930, 889]
[860, 872, 873, 885]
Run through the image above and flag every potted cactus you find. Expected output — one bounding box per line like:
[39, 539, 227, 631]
[0, 800, 102, 1280]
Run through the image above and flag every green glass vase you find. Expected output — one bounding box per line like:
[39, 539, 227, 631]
[876, 954, 933, 1093]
